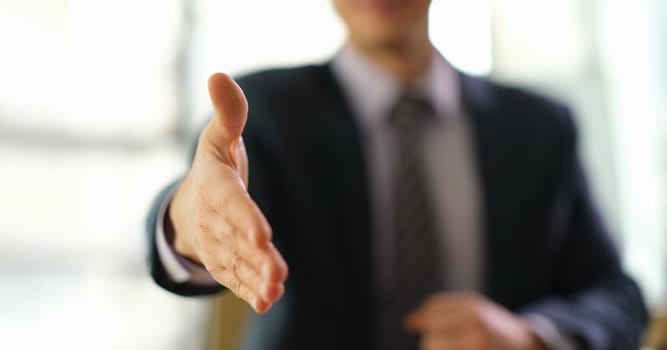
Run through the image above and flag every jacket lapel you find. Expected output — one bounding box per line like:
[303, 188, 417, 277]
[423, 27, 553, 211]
[308, 64, 374, 310]
[300, 66, 520, 310]
[460, 73, 519, 305]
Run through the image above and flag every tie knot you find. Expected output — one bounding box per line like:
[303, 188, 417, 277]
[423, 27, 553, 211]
[388, 91, 435, 128]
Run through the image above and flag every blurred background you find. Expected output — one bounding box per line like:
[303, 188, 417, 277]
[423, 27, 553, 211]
[0, 0, 665, 349]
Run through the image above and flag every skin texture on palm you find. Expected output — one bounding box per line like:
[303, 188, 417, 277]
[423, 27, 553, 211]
[170, 73, 287, 313]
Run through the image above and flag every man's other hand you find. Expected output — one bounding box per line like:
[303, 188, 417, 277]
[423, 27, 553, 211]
[169, 73, 288, 314]
[406, 293, 548, 350]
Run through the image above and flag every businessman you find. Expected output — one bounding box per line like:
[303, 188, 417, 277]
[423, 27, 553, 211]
[147, 0, 647, 349]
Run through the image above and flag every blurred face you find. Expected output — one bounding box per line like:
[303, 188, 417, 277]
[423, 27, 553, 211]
[333, 0, 432, 49]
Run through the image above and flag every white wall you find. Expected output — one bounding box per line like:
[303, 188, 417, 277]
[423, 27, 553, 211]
[492, 0, 666, 307]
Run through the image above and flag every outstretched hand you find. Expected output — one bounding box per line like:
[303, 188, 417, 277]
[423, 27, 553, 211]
[169, 73, 288, 313]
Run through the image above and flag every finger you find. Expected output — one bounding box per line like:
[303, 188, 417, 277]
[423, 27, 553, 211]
[262, 280, 285, 305]
[215, 230, 287, 284]
[406, 292, 480, 326]
[206, 196, 287, 282]
[198, 168, 288, 281]
[233, 239, 287, 283]
[219, 251, 283, 303]
[211, 265, 270, 313]
[421, 311, 472, 335]
[200, 234, 285, 304]
[206, 72, 248, 147]
[263, 242, 289, 282]
[405, 302, 473, 333]
[419, 333, 470, 350]
[420, 292, 482, 310]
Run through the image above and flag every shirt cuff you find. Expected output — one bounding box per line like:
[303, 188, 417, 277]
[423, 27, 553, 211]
[155, 186, 218, 285]
[522, 313, 580, 350]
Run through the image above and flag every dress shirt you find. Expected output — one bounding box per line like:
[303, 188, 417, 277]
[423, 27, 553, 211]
[331, 45, 483, 292]
[155, 44, 577, 349]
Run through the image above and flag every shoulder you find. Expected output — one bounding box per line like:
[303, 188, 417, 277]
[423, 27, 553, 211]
[235, 64, 346, 137]
[463, 74, 578, 146]
[234, 64, 345, 151]
[235, 64, 333, 104]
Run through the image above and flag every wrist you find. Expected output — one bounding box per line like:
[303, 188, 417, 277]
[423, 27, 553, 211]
[169, 180, 201, 264]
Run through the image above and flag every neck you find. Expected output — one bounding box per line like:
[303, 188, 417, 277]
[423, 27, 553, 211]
[348, 33, 433, 82]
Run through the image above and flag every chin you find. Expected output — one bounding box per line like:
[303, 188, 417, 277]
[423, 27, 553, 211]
[335, 0, 430, 49]
[355, 26, 413, 49]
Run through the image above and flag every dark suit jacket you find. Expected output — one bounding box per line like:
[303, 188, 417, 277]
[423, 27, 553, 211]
[147, 64, 647, 350]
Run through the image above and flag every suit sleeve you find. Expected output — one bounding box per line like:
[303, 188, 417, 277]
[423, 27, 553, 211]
[519, 107, 648, 349]
[146, 179, 225, 296]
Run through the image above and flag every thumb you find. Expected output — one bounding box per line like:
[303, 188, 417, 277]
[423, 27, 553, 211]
[206, 72, 248, 147]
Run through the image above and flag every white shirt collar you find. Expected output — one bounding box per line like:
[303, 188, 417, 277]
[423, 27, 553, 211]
[331, 44, 461, 129]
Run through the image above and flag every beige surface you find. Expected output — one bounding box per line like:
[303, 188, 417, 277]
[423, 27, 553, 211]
[206, 293, 251, 350]
[644, 311, 667, 349]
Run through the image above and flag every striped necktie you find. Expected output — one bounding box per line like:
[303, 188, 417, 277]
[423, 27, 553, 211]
[377, 92, 443, 350]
